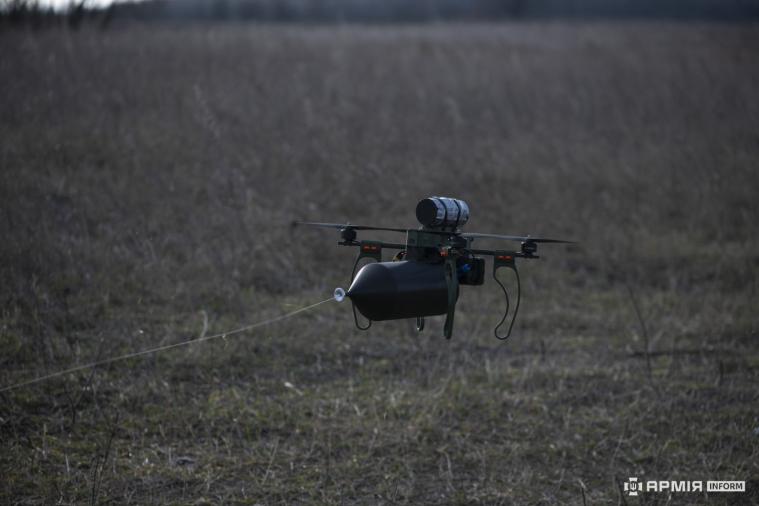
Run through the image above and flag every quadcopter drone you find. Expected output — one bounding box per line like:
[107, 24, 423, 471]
[296, 197, 574, 340]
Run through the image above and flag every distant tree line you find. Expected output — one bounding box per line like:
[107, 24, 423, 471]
[0, 1, 115, 29]
[2, 0, 759, 29]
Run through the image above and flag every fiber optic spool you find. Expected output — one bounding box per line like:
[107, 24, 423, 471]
[333, 287, 346, 302]
[416, 197, 469, 230]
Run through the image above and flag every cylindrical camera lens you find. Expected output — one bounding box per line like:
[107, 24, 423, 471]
[416, 197, 469, 229]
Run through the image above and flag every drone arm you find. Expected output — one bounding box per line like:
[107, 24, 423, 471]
[337, 243, 540, 260]
[339, 239, 406, 251]
[468, 248, 538, 259]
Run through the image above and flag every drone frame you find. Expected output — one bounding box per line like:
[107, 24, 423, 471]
[338, 226, 533, 339]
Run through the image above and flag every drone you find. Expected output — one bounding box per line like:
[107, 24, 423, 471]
[296, 197, 574, 340]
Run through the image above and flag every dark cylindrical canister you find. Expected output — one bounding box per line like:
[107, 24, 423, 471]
[415, 196, 470, 229]
[347, 261, 449, 321]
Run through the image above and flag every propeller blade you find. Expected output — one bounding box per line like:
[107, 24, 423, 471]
[294, 221, 409, 233]
[462, 232, 576, 244]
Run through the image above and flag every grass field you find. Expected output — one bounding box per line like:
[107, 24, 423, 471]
[1, 22, 758, 504]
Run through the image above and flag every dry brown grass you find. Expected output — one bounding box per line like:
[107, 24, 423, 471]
[1, 22, 758, 504]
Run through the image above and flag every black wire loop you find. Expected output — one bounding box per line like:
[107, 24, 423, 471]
[350, 253, 372, 331]
[352, 302, 371, 331]
[494, 265, 521, 341]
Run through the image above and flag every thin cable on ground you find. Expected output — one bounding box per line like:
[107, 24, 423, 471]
[0, 297, 335, 394]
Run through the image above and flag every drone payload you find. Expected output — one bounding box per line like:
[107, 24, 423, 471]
[346, 260, 449, 321]
[296, 196, 574, 340]
[346, 197, 476, 325]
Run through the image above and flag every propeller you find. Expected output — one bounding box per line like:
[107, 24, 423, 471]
[293, 221, 409, 234]
[462, 232, 576, 244]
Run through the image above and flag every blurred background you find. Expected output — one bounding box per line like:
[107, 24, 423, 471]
[4, 0, 759, 23]
[1, 1, 758, 504]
